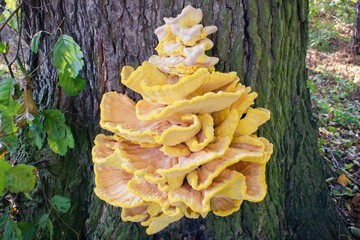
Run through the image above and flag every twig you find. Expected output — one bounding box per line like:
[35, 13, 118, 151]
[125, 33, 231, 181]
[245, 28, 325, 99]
[16, 58, 27, 76]
[55, 17, 66, 35]
[0, 190, 9, 202]
[0, 131, 18, 138]
[29, 159, 47, 167]
[41, 181, 50, 211]
[40, 178, 80, 240]
[29, 17, 64, 76]
[10, 193, 19, 209]
[2, 53, 14, 78]
[0, 2, 23, 33]
[53, 210, 81, 240]
[39, 178, 79, 239]
[325, 147, 360, 187]
[8, 11, 23, 68]
[29, 49, 53, 76]
[324, 147, 342, 170]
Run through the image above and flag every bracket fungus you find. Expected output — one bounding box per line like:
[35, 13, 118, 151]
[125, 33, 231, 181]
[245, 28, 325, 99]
[93, 5, 273, 235]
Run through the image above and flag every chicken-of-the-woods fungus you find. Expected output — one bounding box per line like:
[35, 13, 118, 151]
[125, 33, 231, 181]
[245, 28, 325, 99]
[93, 5, 273, 235]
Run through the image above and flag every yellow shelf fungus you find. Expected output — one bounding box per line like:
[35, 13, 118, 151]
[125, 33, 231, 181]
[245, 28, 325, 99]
[93, 5, 273, 235]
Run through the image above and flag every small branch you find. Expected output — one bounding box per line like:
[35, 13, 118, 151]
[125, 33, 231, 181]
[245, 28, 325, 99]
[40, 179, 80, 240]
[29, 49, 53, 76]
[0, 190, 9, 202]
[325, 147, 360, 187]
[29, 159, 47, 167]
[41, 181, 51, 211]
[0, 131, 18, 138]
[10, 193, 19, 208]
[2, 53, 15, 78]
[55, 17, 66, 35]
[0, 2, 23, 33]
[53, 210, 81, 240]
[16, 58, 27, 76]
[20, 32, 26, 65]
[29, 16, 64, 76]
[8, 13, 23, 67]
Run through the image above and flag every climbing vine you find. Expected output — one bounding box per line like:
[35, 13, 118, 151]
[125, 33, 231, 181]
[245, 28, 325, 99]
[0, 0, 85, 239]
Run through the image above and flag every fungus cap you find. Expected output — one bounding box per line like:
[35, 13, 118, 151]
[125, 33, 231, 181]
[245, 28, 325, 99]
[93, 5, 273, 235]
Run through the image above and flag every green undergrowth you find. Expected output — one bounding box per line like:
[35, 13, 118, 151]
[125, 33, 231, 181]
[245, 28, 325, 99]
[307, 70, 360, 238]
[309, 0, 357, 52]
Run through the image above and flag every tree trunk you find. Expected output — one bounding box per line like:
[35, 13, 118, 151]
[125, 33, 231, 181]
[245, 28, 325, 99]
[354, 0, 360, 54]
[20, 0, 343, 239]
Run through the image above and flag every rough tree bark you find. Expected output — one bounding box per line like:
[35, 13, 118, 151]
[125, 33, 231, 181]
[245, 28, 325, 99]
[355, 0, 360, 54]
[20, 0, 343, 239]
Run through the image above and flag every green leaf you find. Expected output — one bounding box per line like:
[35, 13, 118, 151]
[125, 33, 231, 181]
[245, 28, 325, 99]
[306, 80, 316, 93]
[0, 212, 7, 229]
[47, 137, 68, 156]
[4, 218, 23, 240]
[23, 192, 33, 201]
[65, 126, 74, 149]
[47, 123, 66, 140]
[27, 114, 44, 149]
[1, 98, 20, 117]
[43, 109, 73, 155]
[0, 109, 18, 135]
[53, 35, 84, 78]
[37, 214, 53, 240]
[0, 41, 8, 53]
[0, 78, 15, 106]
[327, 126, 337, 133]
[8, 16, 19, 32]
[0, 159, 11, 196]
[343, 163, 354, 170]
[5, 164, 37, 193]
[30, 31, 42, 54]
[43, 109, 65, 123]
[34, 134, 43, 149]
[0, 134, 18, 146]
[59, 70, 86, 96]
[0, 84, 20, 139]
[2, 9, 19, 32]
[50, 195, 71, 213]
[5, 0, 17, 11]
[53, 35, 85, 96]
[38, 214, 49, 230]
[44, 109, 66, 140]
[17, 222, 36, 240]
[47, 219, 53, 240]
[0, 99, 21, 137]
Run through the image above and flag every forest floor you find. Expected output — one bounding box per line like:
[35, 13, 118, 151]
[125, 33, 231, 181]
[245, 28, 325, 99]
[307, 20, 360, 239]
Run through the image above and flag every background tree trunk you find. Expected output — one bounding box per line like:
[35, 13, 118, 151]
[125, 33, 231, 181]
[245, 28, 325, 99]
[20, 0, 343, 239]
[355, 0, 360, 54]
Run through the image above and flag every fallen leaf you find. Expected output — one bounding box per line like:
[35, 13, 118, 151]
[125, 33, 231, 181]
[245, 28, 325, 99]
[349, 209, 359, 218]
[337, 174, 348, 187]
[345, 199, 352, 211]
[352, 193, 360, 206]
